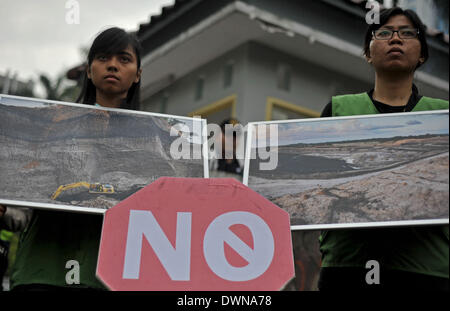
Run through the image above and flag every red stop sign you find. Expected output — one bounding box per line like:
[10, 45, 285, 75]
[96, 177, 294, 291]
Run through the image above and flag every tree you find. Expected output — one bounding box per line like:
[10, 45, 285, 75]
[39, 73, 80, 102]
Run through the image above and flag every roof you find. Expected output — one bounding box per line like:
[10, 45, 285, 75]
[137, 0, 189, 37]
[136, 0, 206, 38]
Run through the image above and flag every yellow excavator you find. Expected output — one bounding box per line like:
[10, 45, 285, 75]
[51, 182, 115, 200]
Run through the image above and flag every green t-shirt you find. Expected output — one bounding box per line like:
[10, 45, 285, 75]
[10, 210, 106, 289]
[319, 93, 449, 278]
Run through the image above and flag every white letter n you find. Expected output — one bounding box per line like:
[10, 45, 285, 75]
[122, 210, 192, 280]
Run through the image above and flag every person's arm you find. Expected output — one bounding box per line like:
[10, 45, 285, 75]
[0, 205, 33, 232]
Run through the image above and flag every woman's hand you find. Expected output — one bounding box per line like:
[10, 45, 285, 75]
[0, 204, 6, 217]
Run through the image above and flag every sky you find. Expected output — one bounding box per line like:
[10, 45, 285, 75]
[0, 0, 175, 95]
[253, 112, 449, 146]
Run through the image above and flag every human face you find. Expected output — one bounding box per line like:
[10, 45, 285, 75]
[87, 45, 141, 98]
[366, 15, 424, 73]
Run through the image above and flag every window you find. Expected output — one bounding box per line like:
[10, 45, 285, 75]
[276, 63, 291, 92]
[266, 97, 320, 121]
[188, 94, 237, 125]
[400, 0, 449, 34]
[195, 76, 204, 101]
[160, 93, 168, 114]
[223, 61, 234, 88]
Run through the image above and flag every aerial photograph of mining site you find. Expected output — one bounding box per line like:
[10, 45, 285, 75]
[247, 112, 449, 228]
[0, 97, 206, 212]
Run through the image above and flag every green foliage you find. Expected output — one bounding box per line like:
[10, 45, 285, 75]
[39, 73, 81, 102]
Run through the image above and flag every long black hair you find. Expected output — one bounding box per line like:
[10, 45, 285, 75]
[363, 7, 429, 69]
[76, 27, 143, 110]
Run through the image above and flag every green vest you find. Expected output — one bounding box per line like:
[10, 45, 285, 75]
[319, 93, 449, 278]
[0, 230, 13, 242]
[10, 210, 106, 290]
[332, 92, 448, 116]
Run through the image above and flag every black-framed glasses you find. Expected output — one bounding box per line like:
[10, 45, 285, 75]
[372, 28, 419, 40]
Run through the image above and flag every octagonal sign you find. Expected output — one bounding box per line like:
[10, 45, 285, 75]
[96, 177, 294, 291]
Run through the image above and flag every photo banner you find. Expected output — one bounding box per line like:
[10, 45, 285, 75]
[244, 110, 449, 230]
[0, 94, 208, 214]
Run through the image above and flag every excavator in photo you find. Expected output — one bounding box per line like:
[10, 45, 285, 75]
[51, 182, 115, 200]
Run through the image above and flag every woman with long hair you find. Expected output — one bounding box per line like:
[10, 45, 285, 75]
[5, 27, 142, 290]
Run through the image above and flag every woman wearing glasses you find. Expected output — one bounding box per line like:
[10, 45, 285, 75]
[318, 8, 448, 290]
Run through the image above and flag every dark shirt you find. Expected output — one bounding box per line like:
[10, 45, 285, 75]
[320, 85, 423, 117]
[217, 158, 243, 175]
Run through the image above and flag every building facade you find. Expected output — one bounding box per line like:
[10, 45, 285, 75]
[137, 0, 449, 125]
[0, 71, 34, 97]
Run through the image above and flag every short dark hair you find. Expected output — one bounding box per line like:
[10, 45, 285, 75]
[220, 118, 240, 131]
[76, 27, 143, 110]
[220, 118, 242, 135]
[363, 7, 429, 69]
